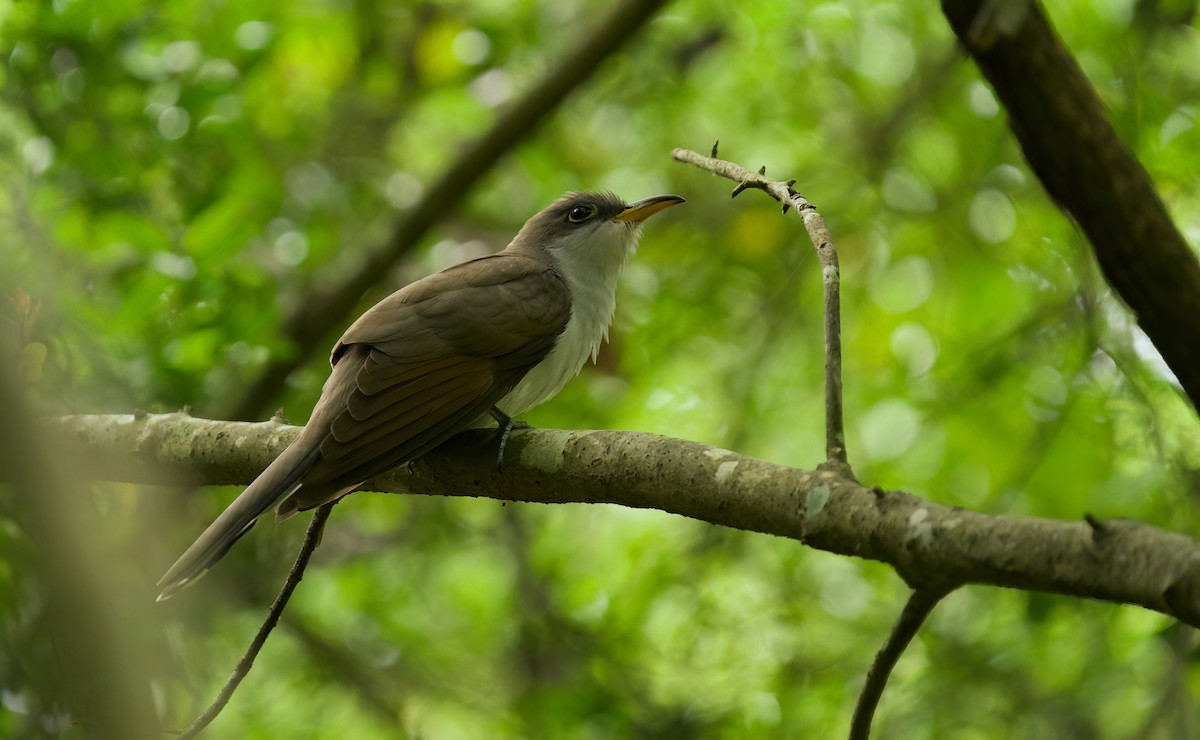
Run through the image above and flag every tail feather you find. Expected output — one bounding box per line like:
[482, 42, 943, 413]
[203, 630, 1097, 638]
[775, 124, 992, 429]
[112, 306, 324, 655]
[156, 437, 321, 601]
[158, 345, 369, 601]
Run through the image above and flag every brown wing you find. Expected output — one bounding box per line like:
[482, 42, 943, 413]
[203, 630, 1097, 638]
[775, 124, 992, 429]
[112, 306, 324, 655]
[277, 253, 570, 516]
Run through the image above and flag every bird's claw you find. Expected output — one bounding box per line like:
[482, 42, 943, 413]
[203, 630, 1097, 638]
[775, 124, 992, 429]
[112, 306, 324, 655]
[488, 406, 532, 468]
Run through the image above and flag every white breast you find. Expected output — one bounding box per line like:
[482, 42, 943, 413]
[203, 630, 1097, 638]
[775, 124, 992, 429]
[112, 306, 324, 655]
[495, 220, 641, 418]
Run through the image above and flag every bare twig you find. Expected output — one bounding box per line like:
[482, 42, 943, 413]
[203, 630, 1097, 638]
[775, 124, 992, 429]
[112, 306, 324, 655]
[671, 147, 848, 467]
[849, 588, 952, 740]
[177, 502, 336, 739]
[224, 546, 408, 728]
[220, 0, 676, 422]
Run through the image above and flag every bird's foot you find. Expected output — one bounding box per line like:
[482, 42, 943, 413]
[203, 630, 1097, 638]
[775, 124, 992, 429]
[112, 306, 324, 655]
[488, 406, 532, 468]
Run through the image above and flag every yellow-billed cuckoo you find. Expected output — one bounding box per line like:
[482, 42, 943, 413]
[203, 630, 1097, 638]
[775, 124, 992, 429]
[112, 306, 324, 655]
[157, 191, 684, 600]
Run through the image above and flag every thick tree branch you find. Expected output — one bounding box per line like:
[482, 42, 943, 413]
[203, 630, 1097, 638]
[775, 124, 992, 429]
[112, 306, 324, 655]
[941, 0, 1200, 410]
[671, 147, 848, 467]
[220, 0, 675, 422]
[48, 412, 1200, 628]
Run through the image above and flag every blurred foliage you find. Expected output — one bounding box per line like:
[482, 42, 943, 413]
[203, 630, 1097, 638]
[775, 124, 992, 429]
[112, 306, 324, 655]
[2, 0, 1200, 737]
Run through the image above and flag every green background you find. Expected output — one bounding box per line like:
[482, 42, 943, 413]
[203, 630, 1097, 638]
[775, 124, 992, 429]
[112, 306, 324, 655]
[2, 0, 1199, 737]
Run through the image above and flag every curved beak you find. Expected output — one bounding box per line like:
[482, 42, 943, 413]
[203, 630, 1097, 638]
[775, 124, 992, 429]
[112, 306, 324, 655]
[613, 194, 686, 223]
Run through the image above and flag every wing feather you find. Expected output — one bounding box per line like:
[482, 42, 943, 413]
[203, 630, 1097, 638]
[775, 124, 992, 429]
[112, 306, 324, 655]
[335, 254, 571, 362]
[324, 357, 492, 459]
[353, 351, 465, 396]
[276, 253, 571, 514]
[342, 355, 484, 425]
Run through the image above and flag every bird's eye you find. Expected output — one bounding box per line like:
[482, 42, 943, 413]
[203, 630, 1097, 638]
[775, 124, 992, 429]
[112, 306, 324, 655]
[567, 205, 594, 223]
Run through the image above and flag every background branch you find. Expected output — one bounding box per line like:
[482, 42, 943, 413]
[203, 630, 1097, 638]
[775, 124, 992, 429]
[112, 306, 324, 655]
[48, 413, 1200, 628]
[219, 0, 674, 422]
[0, 384, 157, 737]
[941, 0, 1200, 411]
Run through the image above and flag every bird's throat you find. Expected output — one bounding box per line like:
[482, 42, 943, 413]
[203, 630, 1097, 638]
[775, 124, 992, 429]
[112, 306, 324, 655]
[495, 224, 638, 417]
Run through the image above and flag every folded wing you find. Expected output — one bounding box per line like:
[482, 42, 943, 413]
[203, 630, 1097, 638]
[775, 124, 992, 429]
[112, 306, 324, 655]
[275, 252, 571, 516]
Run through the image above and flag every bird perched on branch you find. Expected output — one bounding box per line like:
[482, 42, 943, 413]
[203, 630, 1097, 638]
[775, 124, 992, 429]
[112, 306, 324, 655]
[158, 191, 684, 600]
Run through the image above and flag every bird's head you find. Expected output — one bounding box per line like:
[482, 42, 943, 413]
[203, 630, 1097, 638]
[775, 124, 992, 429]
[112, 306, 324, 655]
[510, 191, 685, 282]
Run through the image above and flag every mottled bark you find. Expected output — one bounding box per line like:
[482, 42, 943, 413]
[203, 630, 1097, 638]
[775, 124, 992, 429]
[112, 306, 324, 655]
[48, 412, 1200, 627]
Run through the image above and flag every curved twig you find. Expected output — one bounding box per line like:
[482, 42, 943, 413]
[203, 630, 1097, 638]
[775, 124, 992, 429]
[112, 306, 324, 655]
[849, 588, 952, 740]
[176, 503, 336, 739]
[672, 146, 848, 468]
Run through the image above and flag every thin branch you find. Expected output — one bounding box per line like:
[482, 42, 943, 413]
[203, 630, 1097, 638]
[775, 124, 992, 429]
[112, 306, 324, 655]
[176, 502, 336, 739]
[849, 588, 952, 740]
[941, 0, 1200, 411]
[223, 544, 409, 728]
[48, 413, 1200, 628]
[671, 146, 848, 467]
[219, 0, 676, 422]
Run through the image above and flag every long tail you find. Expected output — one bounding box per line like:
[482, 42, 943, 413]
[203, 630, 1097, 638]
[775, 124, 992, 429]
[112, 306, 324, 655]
[156, 432, 322, 601]
[158, 345, 368, 601]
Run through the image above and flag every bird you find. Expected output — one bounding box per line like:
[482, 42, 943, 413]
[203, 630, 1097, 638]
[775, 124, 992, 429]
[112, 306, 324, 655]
[157, 191, 685, 600]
